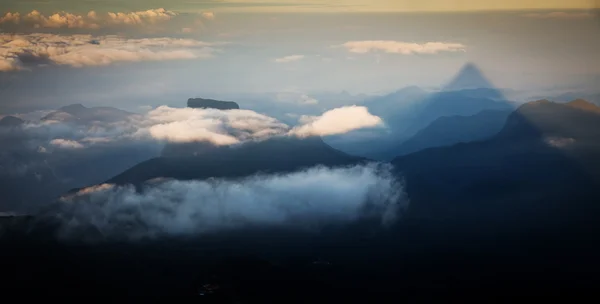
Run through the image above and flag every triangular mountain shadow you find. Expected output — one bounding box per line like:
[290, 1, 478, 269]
[350, 62, 515, 160]
[443, 62, 496, 91]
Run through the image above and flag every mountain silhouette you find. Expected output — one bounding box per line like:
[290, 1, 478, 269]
[566, 99, 600, 114]
[109, 136, 365, 186]
[388, 109, 511, 158]
[0, 115, 24, 128]
[443, 63, 496, 91]
[392, 99, 600, 220]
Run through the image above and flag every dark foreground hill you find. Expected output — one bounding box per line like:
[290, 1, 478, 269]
[110, 136, 365, 186]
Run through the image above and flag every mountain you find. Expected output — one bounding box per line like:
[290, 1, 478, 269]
[188, 98, 240, 110]
[443, 63, 496, 91]
[386, 109, 511, 158]
[41, 104, 134, 123]
[546, 91, 600, 106]
[392, 100, 600, 220]
[0, 115, 24, 128]
[110, 136, 365, 186]
[566, 99, 600, 114]
[404, 90, 513, 135]
[326, 85, 514, 160]
[364, 86, 428, 114]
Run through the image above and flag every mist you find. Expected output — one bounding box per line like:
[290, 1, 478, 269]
[41, 163, 406, 241]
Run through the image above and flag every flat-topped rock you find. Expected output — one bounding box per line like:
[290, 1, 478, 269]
[187, 98, 240, 110]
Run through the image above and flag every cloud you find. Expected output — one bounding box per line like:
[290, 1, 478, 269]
[7, 104, 383, 153]
[137, 106, 290, 145]
[49, 138, 84, 149]
[275, 92, 319, 105]
[47, 163, 407, 240]
[107, 8, 176, 25]
[201, 12, 216, 20]
[522, 12, 593, 19]
[0, 8, 181, 30]
[274, 55, 305, 63]
[0, 33, 216, 71]
[290, 106, 384, 137]
[340, 40, 466, 55]
[544, 136, 576, 148]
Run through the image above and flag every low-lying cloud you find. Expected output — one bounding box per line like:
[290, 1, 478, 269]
[291, 106, 383, 137]
[0, 33, 217, 71]
[47, 163, 407, 240]
[137, 106, 291, 145]
[341, 40, 466, 55]
[16, 104, 384, 150]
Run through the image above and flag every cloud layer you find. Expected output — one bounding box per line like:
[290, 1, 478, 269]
[0, 33, 216, 71]
[341, 40, 466, 55]
[47, 163, 407, 240]
[18, 105, 384, 150]
[0, 8, 216, 30]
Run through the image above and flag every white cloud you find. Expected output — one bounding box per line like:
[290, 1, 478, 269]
[201, 12, 216, 20]
[11, 104, 383, 152]
[341, 40, 466, 55]
[522, 12, 593, 19]
[275, 92, 319, 105]
[274, 55, 305, 63]
[0, 33, 216, 71]
[544, 136, 576, 148]
[0, 8, 179, 29]
[138, 106, 289, 145]
[290, 106, 384, 137]
[50, 163, 406, 240]
[107, 8, 176, 25]
[49, 138, 84, 149]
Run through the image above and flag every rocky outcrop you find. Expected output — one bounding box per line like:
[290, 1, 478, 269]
[187, 98, 240, 110]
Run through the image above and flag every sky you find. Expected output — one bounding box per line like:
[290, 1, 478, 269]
[1, 0, 597, 13]
[0, 1, 599, 114]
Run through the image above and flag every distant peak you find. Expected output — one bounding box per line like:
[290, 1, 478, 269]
[0, 115, 24, 127]
[567, 99, 594, 106]
[532, 99, 552, 104]
[60, 103, 86, 110]
[443, 63, 496, 91]
[566, 99, 600, 113]
[59, 104, 88, 114]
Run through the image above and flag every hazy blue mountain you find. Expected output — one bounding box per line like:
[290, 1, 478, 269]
[384, 109, 511, 159]
[327, 64, 515, 160]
